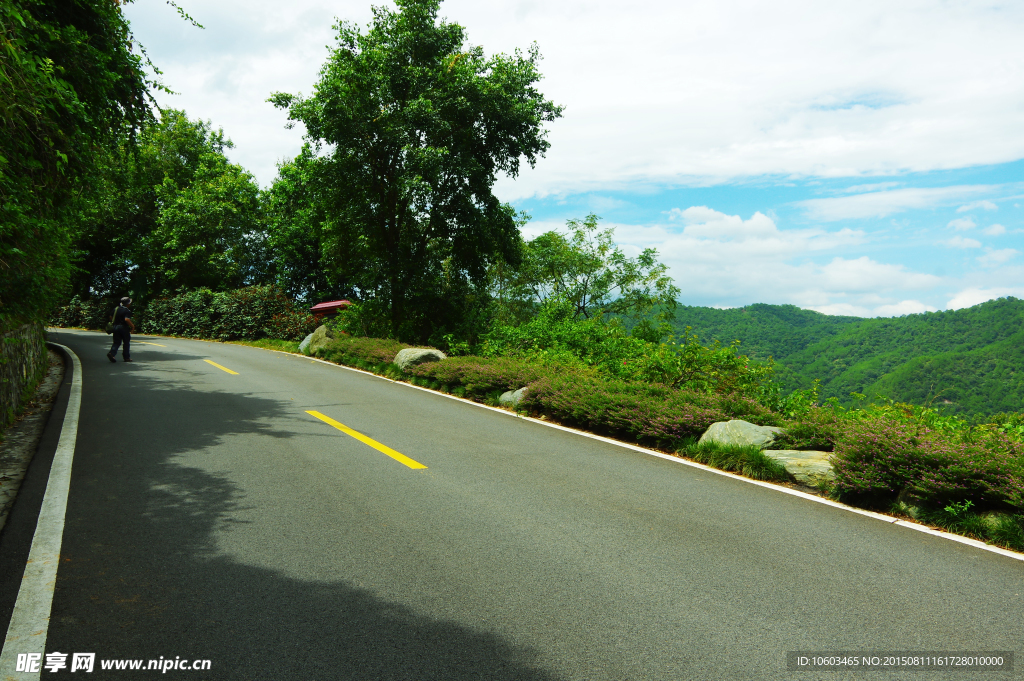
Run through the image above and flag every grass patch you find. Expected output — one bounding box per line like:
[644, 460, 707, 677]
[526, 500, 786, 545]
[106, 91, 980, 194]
[677, 440, 791, 482]
[229, 338, 302, 353]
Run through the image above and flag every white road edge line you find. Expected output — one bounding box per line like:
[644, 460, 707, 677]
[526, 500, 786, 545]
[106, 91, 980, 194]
[135, 335, 1024, 564]
[1, 343, 82, 680]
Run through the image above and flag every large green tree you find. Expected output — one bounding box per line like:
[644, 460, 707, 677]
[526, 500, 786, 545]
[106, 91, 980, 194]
[269, 0, 562, 341]
[262, 146, 356, 303]
[72, 109, 265, 299]
[0, 0, 154, 329]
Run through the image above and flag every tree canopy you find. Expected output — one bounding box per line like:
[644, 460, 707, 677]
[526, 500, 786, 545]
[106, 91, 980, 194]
[269, 0, 562, 341]
[71, 109, 265, 300]
[1, 0, 153, 329]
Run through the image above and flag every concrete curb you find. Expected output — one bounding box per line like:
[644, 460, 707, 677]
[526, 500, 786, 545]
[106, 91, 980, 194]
[0, 343, 82, 680]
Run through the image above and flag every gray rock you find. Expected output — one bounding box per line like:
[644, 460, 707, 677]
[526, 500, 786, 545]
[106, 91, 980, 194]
[308, 325, 335, 354]
[394, 348, 446, 371]
[698, 419, 784, 449]
[499, 387, 528, 407]
[762, 450, 834, 486]
[298, 333, 314, 354]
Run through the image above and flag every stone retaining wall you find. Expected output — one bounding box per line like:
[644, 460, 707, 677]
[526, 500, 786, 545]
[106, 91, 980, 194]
[0, 323, 48, 431]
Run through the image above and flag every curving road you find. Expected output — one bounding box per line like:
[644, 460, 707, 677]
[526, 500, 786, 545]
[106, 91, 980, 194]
[1, 328, 1021, 680]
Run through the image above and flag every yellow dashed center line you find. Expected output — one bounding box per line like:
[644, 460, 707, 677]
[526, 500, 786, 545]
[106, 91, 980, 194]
[136, 341, 167, 346]
[306, 410, 427, 470]
[204, 359, 239, 375]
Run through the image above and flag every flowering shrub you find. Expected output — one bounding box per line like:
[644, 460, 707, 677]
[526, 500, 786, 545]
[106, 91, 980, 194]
[405, 355, 557, 395]
[831, 412, 1024, 512]
[519, 373, 778, 447]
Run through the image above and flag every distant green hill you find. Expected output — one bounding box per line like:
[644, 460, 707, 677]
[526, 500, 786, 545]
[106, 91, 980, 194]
[673, 303, 862, 361]
[671, 298, 1024, 416]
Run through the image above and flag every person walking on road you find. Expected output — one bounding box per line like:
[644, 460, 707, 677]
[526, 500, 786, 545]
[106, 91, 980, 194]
[107, 297, 135, 363]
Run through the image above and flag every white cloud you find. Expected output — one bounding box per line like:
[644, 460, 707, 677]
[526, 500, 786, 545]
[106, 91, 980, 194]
[873, 300, 938, 317]
[983, 223, 1006, 236]
[601, 207, 945, 315]
[977, 248, 1019, 268]
[947, 217, 976, 231]
[124, 0, 1024, 192]
[947, 287, 1024, 309]
[809, 303, 873, 317]
[796, 186, 994, 221]
[956, 200, 998, 212]
[943, 236, 981, 248]
[840, 182, 902, 194]
[670, 206, 778, 239]
[807, 299, 935, 317]
[818, 256, 940, 292]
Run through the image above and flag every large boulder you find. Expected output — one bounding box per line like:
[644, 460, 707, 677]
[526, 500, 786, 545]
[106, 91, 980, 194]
[394, 348, 446, 371]
[498, 387, 528, 408]
[762, 450, 834, 486]
[698, 419, 784, 449]
[298, 332, 314, 355]
[308, 325, 335, 354]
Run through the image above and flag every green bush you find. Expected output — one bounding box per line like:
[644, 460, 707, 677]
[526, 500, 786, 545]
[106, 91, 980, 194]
[405, 355, 558, 396]
[53, 287, 319, 341]
[831, 411, 1024, 513]
[677, 440, 791, 482]
[483, 300, 778, 402]
[774, 405, 844, 451]
[50, 295, 123, 330]
[519, 373, 778, 447]
[314, 336, 413, 367]
[144, 286, 318, 341]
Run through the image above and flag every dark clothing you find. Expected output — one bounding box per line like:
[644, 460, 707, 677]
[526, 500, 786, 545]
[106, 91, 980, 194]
[109, 327, 131, 360]
[109, 305, 132, 360]
[113, 305, 133, 327]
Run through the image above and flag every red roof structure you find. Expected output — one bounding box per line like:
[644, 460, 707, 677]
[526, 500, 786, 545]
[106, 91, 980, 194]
[310, 300, 351, 314]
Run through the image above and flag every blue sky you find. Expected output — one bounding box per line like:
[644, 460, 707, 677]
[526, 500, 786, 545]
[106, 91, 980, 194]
[123, 0, 1024, 317]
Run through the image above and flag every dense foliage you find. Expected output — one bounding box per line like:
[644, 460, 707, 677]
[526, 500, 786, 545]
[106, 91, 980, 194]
[1, 0, 152, 331]
[52, 286, 318, 341]
[71, 109, 265, 300]
[269, 0, 562, 341]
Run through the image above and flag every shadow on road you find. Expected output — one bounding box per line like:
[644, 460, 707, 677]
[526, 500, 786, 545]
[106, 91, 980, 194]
[43, 333, 562, 680]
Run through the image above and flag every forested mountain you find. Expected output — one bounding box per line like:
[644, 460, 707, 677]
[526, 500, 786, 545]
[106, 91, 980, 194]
[673, 303, 862, 361]
[672, 298, 1024, 416]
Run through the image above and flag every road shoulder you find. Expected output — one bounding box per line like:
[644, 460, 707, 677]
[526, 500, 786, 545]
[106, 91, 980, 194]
[0, 349, 65, 535]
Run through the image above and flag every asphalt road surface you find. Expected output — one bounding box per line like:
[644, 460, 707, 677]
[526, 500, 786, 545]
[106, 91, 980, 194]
[2, 329, 1021, 680]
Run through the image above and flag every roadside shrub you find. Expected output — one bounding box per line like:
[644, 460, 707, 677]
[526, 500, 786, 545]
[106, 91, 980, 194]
[144, 286, 317, 341]
[482, 301, 777, 403]
[831, 413, 1024, 512]
[315, 336, 412, 367]
[518, 374, 778, 447]
[52, 287, 316, 341]
[405, 355, 561, 396]
[677, 440, 791, 482]
[50, 295, 126, 329]
[774, 405, 845, 451]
